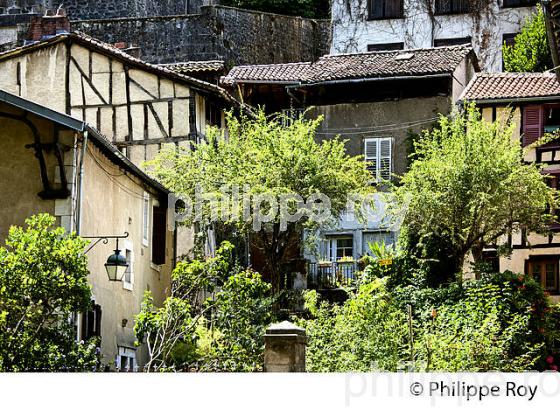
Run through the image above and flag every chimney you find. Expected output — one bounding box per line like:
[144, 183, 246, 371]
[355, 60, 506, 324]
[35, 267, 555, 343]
[26, 10, 70, 43]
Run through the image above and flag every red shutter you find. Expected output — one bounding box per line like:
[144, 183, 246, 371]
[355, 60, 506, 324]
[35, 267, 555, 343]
[151, 206, 167, 265]
[523, 105, 543, 146]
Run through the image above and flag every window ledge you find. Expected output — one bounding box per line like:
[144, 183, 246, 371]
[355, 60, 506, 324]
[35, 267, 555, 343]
[366, 16, 404, 21]
[150, 262, 162, 272]
[123, 282, 133, 291]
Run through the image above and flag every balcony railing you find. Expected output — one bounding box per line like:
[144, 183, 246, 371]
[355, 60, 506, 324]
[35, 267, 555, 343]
[307, 261, 358, 289]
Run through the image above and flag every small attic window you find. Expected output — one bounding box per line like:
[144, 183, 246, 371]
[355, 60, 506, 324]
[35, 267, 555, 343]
[395, 53, 414, 61]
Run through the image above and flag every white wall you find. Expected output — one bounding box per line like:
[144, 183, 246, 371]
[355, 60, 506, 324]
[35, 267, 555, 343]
[331, 0, 537, 71]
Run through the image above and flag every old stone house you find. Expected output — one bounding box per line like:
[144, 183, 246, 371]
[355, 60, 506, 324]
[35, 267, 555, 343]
[330, 0, 538, 72]
[459, 72, 560, 303]
[0, 89, 174, 370]
[221, 45, 478, 289]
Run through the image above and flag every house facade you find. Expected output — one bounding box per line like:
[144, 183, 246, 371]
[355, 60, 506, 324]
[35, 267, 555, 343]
[0, 15, 236, 259]
[460, 72, 560, 302]
[331, 0, 538, 71]
[221, 45, 478, 288]
[0, 89, 174, 370]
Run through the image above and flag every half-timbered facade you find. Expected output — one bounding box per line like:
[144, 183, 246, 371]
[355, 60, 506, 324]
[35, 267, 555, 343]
[0, 23, 234, 166]
[460, 72, 560, 302]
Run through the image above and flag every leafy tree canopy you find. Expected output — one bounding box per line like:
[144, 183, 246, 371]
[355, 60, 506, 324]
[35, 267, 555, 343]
[146, 111, 373, 291]
[393, 104, 558, 278]
[0, 214, 98, 372]
[503, 8, 553, 72]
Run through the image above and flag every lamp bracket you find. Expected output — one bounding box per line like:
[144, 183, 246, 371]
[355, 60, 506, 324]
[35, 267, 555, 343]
[83, 232, 130, 254]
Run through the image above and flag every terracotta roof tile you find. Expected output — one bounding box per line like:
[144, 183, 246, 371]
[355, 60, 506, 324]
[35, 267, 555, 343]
[460, 72, 560, 101]
[222, 45, 473, 85]
[160, 60, 226, 74]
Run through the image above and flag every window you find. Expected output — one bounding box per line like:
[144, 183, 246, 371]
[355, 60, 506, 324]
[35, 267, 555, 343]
[121, 241, 134, 290]
[481, 250, 500, 273]
[205, 100, 222, 128]
[364, 137, 392, 181]
[522, 105, 560, 147]
[434, 0, 470, 15]
[502, 0, 537, 7]
[362, 231, 396, 255]
[117, 346, 137, 372]
[527, 257, 559, 295]
[81, 301, 101, 341]
[152, 205, 167, 265]
[142, 192, 150, 246]
[434, 37, 471, 47]
[326, 236, 354, 261]
[367, 42, 404, 52]
[502, 33, 518, 48]
[368, 0, 403, 19]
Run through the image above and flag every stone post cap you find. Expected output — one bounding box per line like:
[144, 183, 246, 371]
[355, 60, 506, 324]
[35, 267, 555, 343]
[265, 321, 306, 336]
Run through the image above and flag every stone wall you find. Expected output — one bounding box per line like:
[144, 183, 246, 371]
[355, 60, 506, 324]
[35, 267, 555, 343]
[0, 0, 213, 17]
[73, 6, 331, 65]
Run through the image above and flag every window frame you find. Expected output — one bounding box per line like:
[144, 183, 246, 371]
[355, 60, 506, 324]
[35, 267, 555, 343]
[122, 239, 134, 291]
[117, 346, 137, 372]
[526, 256, 560, 295]
[367, 42, 405, 52]
[501, 0, 538, 8]
[367, 0, 404, 20]
[364, 137, 393, 182]
[434, 0, 470, 15]
[433, 36, 472, 47]
[326, 236, 354, 262]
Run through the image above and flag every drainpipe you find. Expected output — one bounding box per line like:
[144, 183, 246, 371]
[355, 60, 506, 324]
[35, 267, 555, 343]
[76, 130, 88, 236]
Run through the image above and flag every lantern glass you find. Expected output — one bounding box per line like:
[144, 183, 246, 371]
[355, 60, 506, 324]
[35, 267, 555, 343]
[105, 249, 128, 282]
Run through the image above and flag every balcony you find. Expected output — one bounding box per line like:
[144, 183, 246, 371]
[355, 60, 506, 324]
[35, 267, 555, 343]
[307, 261, 358, 289]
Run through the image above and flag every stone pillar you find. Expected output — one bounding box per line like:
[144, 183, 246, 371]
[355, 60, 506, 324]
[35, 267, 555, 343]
[264, 321, 306, 372]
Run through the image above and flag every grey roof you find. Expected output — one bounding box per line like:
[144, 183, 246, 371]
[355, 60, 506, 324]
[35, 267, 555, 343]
[459, 72, 560, 102]
[222, 45, 474, 86]
[0, 89, 168, 195]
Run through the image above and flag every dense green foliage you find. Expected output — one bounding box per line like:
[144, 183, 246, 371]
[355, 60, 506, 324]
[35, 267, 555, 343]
[146, 111, 373, 292]
[301, 279, 408, 372]
[0, 214, 98, 372]
[300, 268, 559, 372]
[220, 0, 330, 18]
[393, 105, 557, 281]
[134, 242, 274, 372]
[503, 9, 553, 73]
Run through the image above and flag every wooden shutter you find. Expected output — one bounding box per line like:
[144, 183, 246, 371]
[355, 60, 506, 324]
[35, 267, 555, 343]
[152, 206, 167, 265]
[188, 96, 197, 139]
[94, 304, 102, 337]
[523, 105, 543, 146]
[364, 139, 378, 179]
[379, 138, 392, 180]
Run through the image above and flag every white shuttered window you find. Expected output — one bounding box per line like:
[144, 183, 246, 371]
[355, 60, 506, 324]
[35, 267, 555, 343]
[364, 137, 392, 181]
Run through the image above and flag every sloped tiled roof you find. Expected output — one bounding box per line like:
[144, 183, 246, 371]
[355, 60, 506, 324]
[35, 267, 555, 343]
[160, 60, 226, 74]
[459, 72, 560, 102]
[222, 45, 474, 86]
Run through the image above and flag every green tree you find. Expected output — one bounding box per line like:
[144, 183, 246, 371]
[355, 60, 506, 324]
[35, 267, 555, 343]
[220, 0, 330, 19]
[393, 105, 557, 280]
[503, 8, 553, 72]
[146, 111, 373, 292]
[134, 242, 274, 372]
[0, 214, 98, 372]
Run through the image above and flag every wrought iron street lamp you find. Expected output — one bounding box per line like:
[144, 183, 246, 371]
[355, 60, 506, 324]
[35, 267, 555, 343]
[83, 232, 130, 282]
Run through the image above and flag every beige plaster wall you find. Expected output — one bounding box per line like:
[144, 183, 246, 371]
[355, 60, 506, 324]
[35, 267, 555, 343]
[80, 142, 173, 369]
[0, 104, 59, 238]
